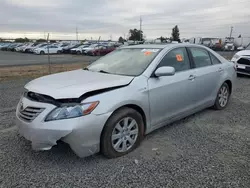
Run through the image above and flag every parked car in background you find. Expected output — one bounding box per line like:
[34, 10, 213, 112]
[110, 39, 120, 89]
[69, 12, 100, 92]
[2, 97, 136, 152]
[20, 43, 35, 52]
[8, 43, 23, 51]
[231, 43, 250, 75]
[82, 44, 101, 54]
[70, 45, 89, 54]
[26, 43, 47, 53]
[224, 42, 235, 51]
[34, 45, 63, 55]
[1, 43, 12, 51]
[86, 46, 116, 56]
[16, 44, 236, 158]
[24, 43, 40, 53]
[62, 44, 81, 53]
[15, 43, 29, 52]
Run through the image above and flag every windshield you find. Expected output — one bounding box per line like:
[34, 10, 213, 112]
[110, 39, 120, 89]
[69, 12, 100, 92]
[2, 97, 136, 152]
[88, 48, 161, 76]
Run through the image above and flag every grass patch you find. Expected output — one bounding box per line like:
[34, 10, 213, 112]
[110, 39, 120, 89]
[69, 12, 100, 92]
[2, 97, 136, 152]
[0, 62, 89, 81]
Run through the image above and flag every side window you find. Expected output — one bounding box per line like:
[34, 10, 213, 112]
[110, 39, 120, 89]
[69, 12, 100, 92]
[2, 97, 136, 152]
[189, 48, 212, 68]
[158, 48, 190, 72]
[210, 53, 221, 64]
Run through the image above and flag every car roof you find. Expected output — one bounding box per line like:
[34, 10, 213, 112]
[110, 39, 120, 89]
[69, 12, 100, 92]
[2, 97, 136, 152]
[121, 43, 208, 50]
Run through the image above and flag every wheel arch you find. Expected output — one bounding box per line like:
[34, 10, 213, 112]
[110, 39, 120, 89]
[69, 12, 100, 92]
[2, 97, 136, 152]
[225, 80, 232, 94]
[100, 104, 148, 142]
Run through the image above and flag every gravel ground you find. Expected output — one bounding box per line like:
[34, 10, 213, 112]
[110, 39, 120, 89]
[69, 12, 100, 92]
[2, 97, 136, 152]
[0, 77, 250, 188]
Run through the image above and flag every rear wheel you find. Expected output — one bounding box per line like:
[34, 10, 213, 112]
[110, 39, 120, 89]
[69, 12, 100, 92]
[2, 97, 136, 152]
[76, 51, 81, 55]
[101, 107, 144, 158]
[213, 82, 230, 110]
[40, 51, 45, 55]
[57, 50, 61, 54]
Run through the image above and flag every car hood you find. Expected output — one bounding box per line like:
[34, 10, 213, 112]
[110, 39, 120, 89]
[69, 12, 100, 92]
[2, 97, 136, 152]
[25, 69, 134, 99]
[236, 50, 250, 56]
[70, 48, 79, 51]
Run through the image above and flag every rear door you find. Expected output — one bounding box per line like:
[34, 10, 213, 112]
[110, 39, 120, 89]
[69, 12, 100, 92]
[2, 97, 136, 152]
[148, 47, 198, 126]
[187, 47, 223, 107]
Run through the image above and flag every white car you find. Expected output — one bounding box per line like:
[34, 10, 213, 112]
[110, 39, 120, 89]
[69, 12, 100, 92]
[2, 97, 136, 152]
[82, 44, 101, 54]
[15, 44, 29, 52]
[34, 45, 63, 55]
[231, 43, 250, 75]
[70, 45, 89, 54]
[29, 43, 48, 53]
[224, 43, 235, 51]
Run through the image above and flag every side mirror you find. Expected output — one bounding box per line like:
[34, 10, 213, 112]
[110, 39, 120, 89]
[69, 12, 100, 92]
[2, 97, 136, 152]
[154, 66, 175, 77]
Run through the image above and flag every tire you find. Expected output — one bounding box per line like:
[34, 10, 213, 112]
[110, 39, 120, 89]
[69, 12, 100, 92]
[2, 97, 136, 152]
[40, 51, 45, 55]
[213, 82, 230, 110]
[101, 107, 144, 158]
[57, 50, 61, 54]
[76, 51, 81, 55]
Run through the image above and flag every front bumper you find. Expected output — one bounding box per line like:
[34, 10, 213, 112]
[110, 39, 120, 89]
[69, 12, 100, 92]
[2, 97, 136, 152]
[16, 96, 111, 157]
[234, 60, 250, 76]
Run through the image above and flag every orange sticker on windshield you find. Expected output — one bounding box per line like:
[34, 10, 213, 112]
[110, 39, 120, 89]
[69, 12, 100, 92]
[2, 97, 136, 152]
[176, 54, 183, 62]
[144, 51, 152, 56]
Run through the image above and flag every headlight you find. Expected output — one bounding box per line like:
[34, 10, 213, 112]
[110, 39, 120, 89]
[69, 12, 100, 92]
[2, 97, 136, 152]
[45, 101, 99, 121]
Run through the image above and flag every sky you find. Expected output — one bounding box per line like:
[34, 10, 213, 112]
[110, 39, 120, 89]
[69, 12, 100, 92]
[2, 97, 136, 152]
[0, 0, 250, 40]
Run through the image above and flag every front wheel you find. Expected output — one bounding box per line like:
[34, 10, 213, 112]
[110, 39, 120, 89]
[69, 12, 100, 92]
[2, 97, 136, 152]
[213, 82, 230, 110]
[101, 107, 144, 158]
[40, 51, 45, 55]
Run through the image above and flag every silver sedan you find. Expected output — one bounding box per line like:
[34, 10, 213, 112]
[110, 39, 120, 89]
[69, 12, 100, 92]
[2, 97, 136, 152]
[16, 44, 236, 158]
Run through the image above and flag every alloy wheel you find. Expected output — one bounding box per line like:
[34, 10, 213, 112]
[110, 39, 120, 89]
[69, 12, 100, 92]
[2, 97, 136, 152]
[111, 117, 139, 152]
[218, 85, 229, 107]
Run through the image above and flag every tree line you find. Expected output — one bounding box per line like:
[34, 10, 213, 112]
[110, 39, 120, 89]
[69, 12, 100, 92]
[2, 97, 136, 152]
[118, 25, 181, 43]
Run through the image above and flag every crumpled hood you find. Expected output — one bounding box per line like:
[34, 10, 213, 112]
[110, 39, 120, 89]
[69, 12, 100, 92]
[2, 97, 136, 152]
[25, 69, 134, 99]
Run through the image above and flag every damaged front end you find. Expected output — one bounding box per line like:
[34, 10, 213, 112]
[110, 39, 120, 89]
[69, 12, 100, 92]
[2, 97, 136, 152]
[16, 85, 127, 157]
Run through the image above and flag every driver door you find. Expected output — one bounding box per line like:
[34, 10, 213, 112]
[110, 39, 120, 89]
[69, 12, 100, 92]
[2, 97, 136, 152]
[148, 47, 197, 126]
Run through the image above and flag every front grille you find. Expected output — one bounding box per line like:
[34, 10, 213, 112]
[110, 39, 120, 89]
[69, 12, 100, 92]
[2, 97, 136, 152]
[237, 57, 250, 66]
[237, 68, 250, 74]
[18, 106, 44, 122]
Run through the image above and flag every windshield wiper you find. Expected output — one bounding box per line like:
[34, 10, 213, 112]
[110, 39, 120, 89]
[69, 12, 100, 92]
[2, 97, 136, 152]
[98, 70, 111, 74]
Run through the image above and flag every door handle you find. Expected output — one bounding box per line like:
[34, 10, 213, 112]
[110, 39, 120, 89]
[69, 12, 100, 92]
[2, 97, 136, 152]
[188, 75, 196, 80]
[218, 68, 223, 72]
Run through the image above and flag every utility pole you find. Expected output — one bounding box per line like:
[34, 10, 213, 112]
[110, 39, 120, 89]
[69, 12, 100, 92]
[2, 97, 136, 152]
[76, 26, 79, 41]
[139, 16, 142, 42]
[229, 26, 233, 38]
[47, 33, 51, 74]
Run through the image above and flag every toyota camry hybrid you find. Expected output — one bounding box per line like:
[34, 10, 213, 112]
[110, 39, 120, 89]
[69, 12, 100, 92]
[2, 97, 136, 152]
[16, 44, 236, 158]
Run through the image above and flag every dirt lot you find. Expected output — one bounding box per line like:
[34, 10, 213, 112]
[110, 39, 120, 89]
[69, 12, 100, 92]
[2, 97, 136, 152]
[0, 63, 88, 81]
[0, 75, 250, 187]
